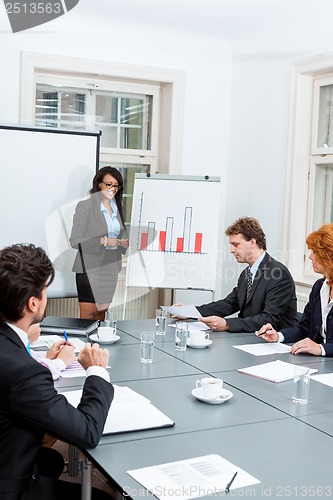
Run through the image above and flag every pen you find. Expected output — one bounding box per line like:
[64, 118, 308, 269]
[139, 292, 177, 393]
[63, 330, 68, 344]
[258, 329, 272, 336]
[225, 471, 238, 492]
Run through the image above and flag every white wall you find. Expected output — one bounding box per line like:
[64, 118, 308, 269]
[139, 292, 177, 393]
[2, 0, 333, 300]
[0, 7, 231, 299]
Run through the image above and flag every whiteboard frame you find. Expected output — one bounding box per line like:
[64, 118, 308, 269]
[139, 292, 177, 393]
[0, 124, 100, 298]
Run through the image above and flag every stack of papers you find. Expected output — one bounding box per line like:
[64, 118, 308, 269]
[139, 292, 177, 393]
[31, 335, 86, 353]
[61, 385, 175, 435]
[238, 360, 318, 383]
[127, 454, 260, 500]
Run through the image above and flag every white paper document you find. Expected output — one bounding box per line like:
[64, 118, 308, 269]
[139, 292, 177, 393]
[311, 373, 333, 388]
[61, 385, 174, 434]
[60, 360, 111, 378]
[169, 321, 209, 332]
[31, 335, 86, 353]
[127, 454, 260, 500]
[162, 305, 201, 319]
[238, 360, 318, 383]
[59, 359, 86, 378]
[233, 343, 291, 356]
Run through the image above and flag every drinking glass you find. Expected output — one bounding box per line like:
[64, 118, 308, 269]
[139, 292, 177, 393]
[140, 331, 155, 363]
[155, 308, 167, 335]
[175, 321, 188, 351]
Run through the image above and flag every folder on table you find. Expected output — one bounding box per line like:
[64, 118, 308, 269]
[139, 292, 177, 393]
[40, 316, 98, 336]
[62, 385, 175, 435]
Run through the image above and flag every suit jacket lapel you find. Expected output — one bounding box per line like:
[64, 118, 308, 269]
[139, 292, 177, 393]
[0, 322, 25, 349]
[239, 269, 249, 308]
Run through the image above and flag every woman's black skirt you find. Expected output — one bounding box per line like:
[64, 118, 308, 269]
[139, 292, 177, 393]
[75, 250, 121, 305]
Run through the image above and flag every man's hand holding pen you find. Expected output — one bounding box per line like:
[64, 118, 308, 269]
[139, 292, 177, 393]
[255, 323, 279, 342]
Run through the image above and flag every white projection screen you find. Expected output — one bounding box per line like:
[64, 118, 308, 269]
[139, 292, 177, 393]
[0, 125, 100, 297]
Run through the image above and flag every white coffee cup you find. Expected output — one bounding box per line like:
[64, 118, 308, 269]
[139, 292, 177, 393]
[190, 330, 210, 345]
[97, 326, 117, 342]
[196, 377, 223, 399]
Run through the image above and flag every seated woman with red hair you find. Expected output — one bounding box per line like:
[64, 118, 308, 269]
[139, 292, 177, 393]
[256, 223, 333, 356]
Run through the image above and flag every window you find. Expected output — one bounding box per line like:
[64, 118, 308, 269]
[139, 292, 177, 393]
[34, 78, 157, 229]
[20, 53, 185, 232]
[283, 55, 333, 289]
[35, 84, 154, 152]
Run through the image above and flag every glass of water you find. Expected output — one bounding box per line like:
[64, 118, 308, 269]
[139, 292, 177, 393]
[103, 309, 117, 334]
[140, 331, 155, 363]
[175, 321, 188, 351]
[155, 308, 167, 335]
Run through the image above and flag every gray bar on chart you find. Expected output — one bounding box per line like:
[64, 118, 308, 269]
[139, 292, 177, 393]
[147, 222, 156, 250]
[165, 217, 174, 252]
[183, 207, 192, 252]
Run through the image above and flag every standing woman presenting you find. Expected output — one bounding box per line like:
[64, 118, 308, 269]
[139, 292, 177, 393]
[70, 166, 129, 320]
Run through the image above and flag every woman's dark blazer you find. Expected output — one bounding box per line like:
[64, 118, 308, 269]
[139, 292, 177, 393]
[69, 197, 126, 274]
[281, 277, 333, 356]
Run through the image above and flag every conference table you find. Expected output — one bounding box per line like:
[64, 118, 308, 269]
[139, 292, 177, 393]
[55, 319, 333, 499]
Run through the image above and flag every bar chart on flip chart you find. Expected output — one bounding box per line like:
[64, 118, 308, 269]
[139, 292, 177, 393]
[126, 174, 221, 290]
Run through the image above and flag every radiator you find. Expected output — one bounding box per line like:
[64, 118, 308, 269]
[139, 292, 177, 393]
[296, 293, 308, 313]
[45, 275, 156, 320]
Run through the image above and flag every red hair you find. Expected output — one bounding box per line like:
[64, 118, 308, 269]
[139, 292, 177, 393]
[306, 224, 333, 285]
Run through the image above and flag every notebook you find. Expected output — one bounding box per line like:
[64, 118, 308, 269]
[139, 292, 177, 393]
[40, 316, 98, 336]
[62, 385, 175, 435]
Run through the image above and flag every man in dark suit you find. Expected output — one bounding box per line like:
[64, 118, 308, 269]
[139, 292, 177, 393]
[173, 217, 298, 333]
[0, 243, 114, 500]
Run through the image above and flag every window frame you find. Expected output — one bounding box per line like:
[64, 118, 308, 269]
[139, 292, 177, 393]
[283, 54, 333, 291]
[20, 51, 185, 174]
[34, 75, 160, 157]
[311, 75, 333, 155]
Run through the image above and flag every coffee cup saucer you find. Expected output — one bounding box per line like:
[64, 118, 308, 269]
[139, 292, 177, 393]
[187, 339, 212, 349]
[191, 387, 233, 404]
[89, 333, 120, 345]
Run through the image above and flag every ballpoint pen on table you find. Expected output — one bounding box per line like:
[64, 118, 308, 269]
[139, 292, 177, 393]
[63, 330, 69, 344]
[225, 470, 238, 492]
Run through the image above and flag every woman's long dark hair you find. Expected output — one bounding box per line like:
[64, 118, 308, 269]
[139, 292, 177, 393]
[89, 166, 125, 228]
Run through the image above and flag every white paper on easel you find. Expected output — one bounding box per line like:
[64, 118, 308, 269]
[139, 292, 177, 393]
[127, 454, 260, 500]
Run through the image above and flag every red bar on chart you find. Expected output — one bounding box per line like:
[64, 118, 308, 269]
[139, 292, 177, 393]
[176, 237, 184, 252]
[140, 232, 148, 250]
[159, 231, 166, 251]
[194, 233, 202, 253]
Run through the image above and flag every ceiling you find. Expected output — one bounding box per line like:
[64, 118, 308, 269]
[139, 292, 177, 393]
[78, 0, 333, 55]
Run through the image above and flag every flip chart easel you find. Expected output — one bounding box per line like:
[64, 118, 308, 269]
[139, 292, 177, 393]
[123, 174, 221, 318]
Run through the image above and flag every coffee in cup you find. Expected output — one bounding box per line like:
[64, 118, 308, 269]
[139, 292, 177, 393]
[196, 377, 223, 399]
[190, 330, 210, 345]
[97, 326, 117, 342]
